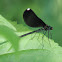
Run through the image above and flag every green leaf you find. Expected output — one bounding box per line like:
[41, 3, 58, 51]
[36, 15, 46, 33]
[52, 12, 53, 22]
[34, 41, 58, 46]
[0, 25, 62, 62]
[0, 49, 62, 62]
[0, 15, 16, 31]
[0, 41, 8, 45]
[0, 25, 20, 52]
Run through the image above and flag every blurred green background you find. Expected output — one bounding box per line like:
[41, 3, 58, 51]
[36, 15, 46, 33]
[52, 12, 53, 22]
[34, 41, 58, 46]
[0, 0, 62, 46]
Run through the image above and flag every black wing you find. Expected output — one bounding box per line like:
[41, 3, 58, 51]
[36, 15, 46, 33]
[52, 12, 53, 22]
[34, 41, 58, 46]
[23, 8, 46, 27]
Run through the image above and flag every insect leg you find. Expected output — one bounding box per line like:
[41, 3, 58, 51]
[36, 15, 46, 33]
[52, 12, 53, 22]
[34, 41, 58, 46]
[48, 30, 51, 47]
[42, 30, 47, 49]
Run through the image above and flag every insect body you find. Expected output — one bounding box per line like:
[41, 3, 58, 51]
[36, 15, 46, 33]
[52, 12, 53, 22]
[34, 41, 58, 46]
[20, 8, 53, 37]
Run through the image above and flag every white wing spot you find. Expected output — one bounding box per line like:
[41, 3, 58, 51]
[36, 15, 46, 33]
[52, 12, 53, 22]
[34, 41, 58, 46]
[27, 8, 30, 11]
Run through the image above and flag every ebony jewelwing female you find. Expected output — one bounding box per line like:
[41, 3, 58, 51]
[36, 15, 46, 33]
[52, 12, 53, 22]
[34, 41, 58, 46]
[20, 8, 53, 38]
